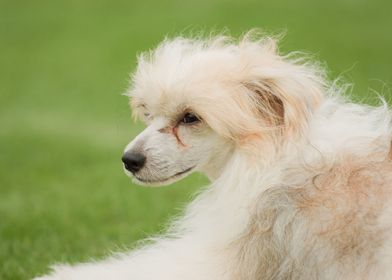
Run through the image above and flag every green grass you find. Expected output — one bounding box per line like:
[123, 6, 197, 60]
[1, 0, 391, 279]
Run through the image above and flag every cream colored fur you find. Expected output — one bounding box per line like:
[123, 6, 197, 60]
[36, 31, 392, 280]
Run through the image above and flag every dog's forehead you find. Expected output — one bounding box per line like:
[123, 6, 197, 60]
[131, 85, 192, 117]
[129, 46, 245, 119]
[132, 76, 219, 114]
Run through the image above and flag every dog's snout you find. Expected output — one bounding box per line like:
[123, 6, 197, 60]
[122, 151, 146, 173]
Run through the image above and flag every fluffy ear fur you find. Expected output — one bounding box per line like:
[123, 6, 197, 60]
[196, 35, 327, 150]
[240, 60, 325, 138]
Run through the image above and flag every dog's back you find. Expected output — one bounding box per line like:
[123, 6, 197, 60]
[230, 103, 392, 280]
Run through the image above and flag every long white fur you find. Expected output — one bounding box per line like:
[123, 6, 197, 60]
[36, 32, 392, 280]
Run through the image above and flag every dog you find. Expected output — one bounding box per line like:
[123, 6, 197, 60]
[36, 31, 392, 279]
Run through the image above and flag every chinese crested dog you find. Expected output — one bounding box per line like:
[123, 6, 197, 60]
[37, 32, 392, 280]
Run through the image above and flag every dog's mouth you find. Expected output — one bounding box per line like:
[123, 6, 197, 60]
[133, 166, 196, 186]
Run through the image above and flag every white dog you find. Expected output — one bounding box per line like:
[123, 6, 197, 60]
[36, 32, 392, 280]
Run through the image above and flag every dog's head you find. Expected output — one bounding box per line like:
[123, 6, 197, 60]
[123, 33, 325, 186]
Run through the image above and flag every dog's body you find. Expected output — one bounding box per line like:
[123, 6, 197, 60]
[37, 33, 392, 280]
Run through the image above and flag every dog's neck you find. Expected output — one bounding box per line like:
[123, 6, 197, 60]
[179, 150, 286, 246]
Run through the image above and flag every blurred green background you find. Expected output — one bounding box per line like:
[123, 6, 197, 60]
[1, 0, 391, 279]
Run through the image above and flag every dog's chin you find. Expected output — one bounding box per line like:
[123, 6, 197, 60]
[124, 166, 195, 187]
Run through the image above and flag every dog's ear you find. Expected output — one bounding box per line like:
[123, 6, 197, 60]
[241, 81, 285, 128]
[241, 61, 324, 137]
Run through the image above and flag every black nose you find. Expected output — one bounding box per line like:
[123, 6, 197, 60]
[122, 152, 146, 173]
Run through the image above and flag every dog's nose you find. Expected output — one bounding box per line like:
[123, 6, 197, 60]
[122, 152, 146, 173]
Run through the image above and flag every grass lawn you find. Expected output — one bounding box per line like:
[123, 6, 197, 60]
[1, 0, 391, 279]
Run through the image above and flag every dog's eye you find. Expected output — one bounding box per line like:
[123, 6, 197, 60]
[181, 112, 200, 124]
[143, 112, 153, 121]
